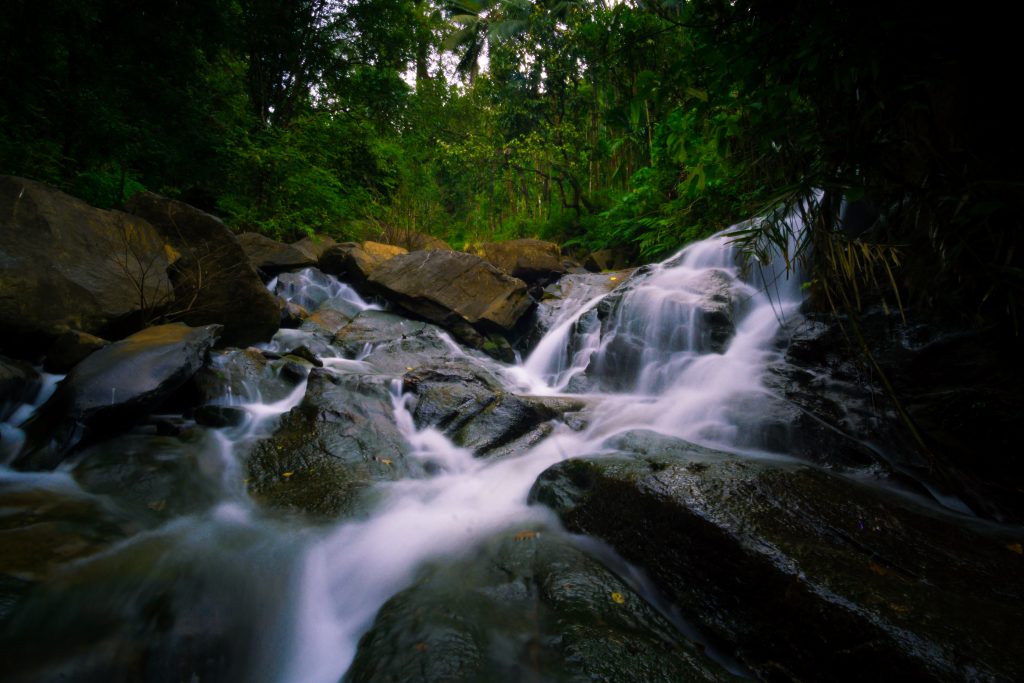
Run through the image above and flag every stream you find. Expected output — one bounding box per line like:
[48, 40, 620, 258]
[2, 226, 1019, 682]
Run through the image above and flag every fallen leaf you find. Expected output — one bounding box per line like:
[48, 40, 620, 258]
[147, 500, 167, 512]
[609, 276, 618, 281]
[413, 642, 428, 652]
[513, 530, 539, 541]
[380, 458, 393, 466]
[868, 560, 888, 576]
[282, 471, 294, 478]
[406, 366, 414, 371]
[610, 592, 625, 604]
[1007, 543, 1023, 555]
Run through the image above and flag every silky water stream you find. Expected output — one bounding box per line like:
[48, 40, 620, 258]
[1, 232, 813, 681]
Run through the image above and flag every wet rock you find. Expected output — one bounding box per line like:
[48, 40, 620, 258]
[300, 307, 358, 339]
[0, 176, 174, 355]
[585, 268, 740, 391]
[73, 430, 225, 523]
[14, 323, 221, 469]
[246, 369, 408, 519]
[125, 191, 279, 347]
[291, 234, 338, 261]
[284, 345, 323, 368]
[192, 346, 294, 405]
[367, 250, 532, 355]
[530, 441, 1024, 681]
[193, 405, 248, 428]
[278, 299, 309, 328]
[0, 355, 40, 422]
[518, 270, 631, 351]
[238, 232, 316, 277]
[320, 241, 407, 287]
[332, 310, 454, 371]
[346, 528, 730, 683]
[403, 362, 584, 457]
[480, 238, 565, 285]
[44, 329, 110, 374]
[274, 267, 365, 313]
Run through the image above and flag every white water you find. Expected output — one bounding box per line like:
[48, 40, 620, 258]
[0, 226, 806, 681]
[273, 229, 805, 682]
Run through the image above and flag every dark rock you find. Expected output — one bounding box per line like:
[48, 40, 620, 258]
[367, 250, 532, 355]
[346, 529, 730, 683]
[44, 329, 110, 373]
[290, 234, 338, 261]
[125, 192, 279, 347]
[403, 361, 584, 457]
[238, 232, 315, 277]
[300, 307, 357, 339]
[284, 345, 323, 368]
[0, 176, 174, 355]
[73, 430, 224, 522]
[480, 238, 565, 285]
[14, 323, 221, 469]
[193, 404, 248, 428]
[319, 241, 407, 287]
[245, 369, 408, 519]
[274, 267, 360, 312]
[530, 443, 1024, 682]
[332, 310, 453, 368]
[0, 355, 40, 422]
[192, 347, 293, 405]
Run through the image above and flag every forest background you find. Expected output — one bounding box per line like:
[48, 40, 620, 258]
[2, 0, 1020, 327]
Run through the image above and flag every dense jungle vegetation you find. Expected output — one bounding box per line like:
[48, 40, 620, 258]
[2, 0, 1021, 326]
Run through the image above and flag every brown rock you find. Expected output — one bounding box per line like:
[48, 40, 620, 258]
[125, 192, 279, 347]
[44, 330, 110, 373]
[481, 238, 565, 284]
[0, 176, 174, 355]
[368, 250, 532, 334]
[319, 241, 407, 286]
[290, 234, 338, 261]
[238, 232, 315, 276]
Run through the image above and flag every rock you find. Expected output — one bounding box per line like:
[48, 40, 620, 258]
[72, 430, 225, 523]
[278, 299, 309, 328]
[245, 369, 409, 519]
[346, 529, 729, 683]
[125, 191, 279, 347]
[583, 247, 634, 272]
[0, 355, 40, 423]
[193, 404, 248, 428]
[403, 361, 584, 457]
[14, 323, 221, 469]
[319, 241, 407, 287]
[585, 267, 740, 391]
[331, 310, 452, 364]
[290, 234, 338, 261]
[0, 176, 174, 355]
[518, 270, 632, 351]
[44, 329, 110, 374]
[367, 250, 532, 354]
[530, 438, 1024, 681]
[274, 267, 369, 317]
[480, 238, 565, 285]
[369, 229, 452, 252]
[238, 232, 316, 277]
[300, 307, 357, 339]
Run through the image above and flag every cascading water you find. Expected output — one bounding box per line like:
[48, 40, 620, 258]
[0, 225, 808, 682]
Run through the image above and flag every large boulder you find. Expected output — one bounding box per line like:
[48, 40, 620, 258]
[238, 232, 316, 277]
[125, 192, 279, 347]
[13, 323, 221, 470]
[290, 234, 338, 262]
[367, 250, 532, 357]
[0, 176, 174, 356]
[518, 270, 632, 351]
[319, 241, 407, 287]
[530, 435, 1024, 681]
[245, 369, 409, 519]
[346, 529, 729, 683]
[480, 238, 565, 285]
